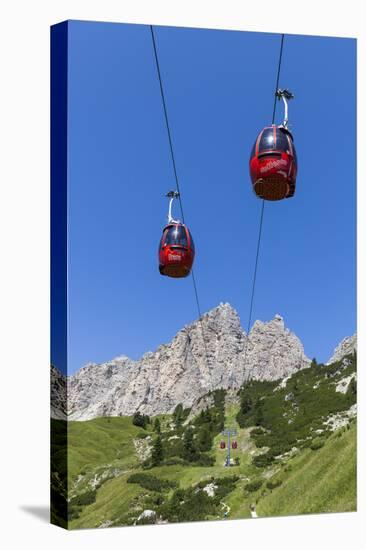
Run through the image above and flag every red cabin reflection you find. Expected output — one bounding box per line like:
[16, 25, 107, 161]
[232, 441, 238, 450]
[158, 223, 195, 278]
[249, 125, 297, 201]
[220, 441, 226, 449]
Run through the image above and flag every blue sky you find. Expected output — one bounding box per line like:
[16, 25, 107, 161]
[65, 21, 356, 375]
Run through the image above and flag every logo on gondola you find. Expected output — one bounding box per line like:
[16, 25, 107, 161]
[260, 158, 287, 173]
[168, 254, 181, 261]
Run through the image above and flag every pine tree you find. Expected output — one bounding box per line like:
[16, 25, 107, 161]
[151, 435, 164, 466]
[254, 404, 264, 426]
[197, 426, 212, 452]
[173, 404, 184, 427]
[241, 395, 253, 415]
[349, 377, 357, 395]
[154, 418, 161, 433]
[133, 412, 150, 429]
[201, 408, 212, 424]
[132, 411, 146, 428]
[183, 427, 199, 462]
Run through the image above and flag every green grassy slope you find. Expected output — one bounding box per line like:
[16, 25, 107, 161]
[65, 416, 356, 528]
[67, 416, 142, 483]
[256, 423, 356, 517]
[69, 473, 145, 529]
[67, 414, 257, 528]
[52, 354, 356, 529]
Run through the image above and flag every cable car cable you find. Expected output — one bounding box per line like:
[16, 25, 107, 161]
[150, 25, 185, 223]
[271, 34, 285, 125]
[246, 34, 285, 334]
[243, 33, 285, 364]
[150, 25, 210, 368]
[249, 38, 296, 202]
[245, 198, 265, 336]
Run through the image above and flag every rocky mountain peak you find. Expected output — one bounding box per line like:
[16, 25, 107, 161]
[246, 315, 306, 381]
[201, 302, 242, 331]
[327, 334, 357, 365]
[62, 303, 313, 420]
[51, 364, 67, 420]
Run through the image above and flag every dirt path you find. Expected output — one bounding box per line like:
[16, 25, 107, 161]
[221, 501, 231, 518]
[250, 504, 258, 518]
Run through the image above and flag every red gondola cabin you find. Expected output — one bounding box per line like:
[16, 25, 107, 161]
[220, 441, 226, 449]
[232, 441, 238, 450]
[158, 223, 195, 278]
[249, 125, 297, 201]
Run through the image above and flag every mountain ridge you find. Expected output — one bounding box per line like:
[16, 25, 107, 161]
[51, 303, 356, 420]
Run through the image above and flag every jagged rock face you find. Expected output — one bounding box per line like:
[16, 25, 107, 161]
[327, 334, 357, 365]
[245, 314, 309, 381]
[67, 356, 136, 420]
[186, 393, 216, 422]
[51, 364, 67, 420]
[64, 303, 311, 420]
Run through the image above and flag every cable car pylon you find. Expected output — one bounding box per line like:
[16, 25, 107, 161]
[222, 427, 237, 467]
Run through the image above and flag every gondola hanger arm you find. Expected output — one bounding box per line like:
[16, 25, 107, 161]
[166, 190, 180, 224]
[275, 88, 294, 128]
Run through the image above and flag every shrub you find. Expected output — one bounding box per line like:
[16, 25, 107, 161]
[310, 438, 325, 451]
[158, 475, 238, 523]
[161, 457, 188, 466]
[266, 479, 283, 490]
[250, 427, 266, 436]
[127, 473, 177, 492]
[94, 474, 115, 490]
[70, 489, 97, 507]
[212, 476, 239, 503]
[235, 353, 357, 461]
[194, 454, 215, 466]
[253, 452, 273, 468]
[245, 479, 263, 493]
[159, 487, 216, 523]
[147, 494, 164, 506]
[67, 506, 80, 520]
[133, 411, 150, 429]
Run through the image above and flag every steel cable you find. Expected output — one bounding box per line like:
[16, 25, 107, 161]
[150, 25, 210, 369]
